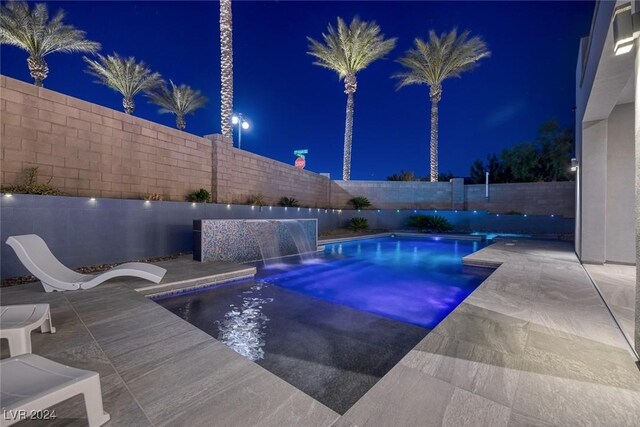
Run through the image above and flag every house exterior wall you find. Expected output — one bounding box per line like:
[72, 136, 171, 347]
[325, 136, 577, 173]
[606, 103, 636, 264]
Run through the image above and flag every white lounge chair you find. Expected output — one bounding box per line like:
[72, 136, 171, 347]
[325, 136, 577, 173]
[0, 353, 110, 427]
[6, 234, 167, 293]
[0, 304, 56, 357]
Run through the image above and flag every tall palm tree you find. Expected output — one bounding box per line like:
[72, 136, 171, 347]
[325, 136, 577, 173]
[0, 1, 100, 87]
[146, 81, 207, 130]
[395, 29, 490, 182]
[308, 17, 396, 181]
[219, 0, 233, 139]
[84, 54, 162, 114]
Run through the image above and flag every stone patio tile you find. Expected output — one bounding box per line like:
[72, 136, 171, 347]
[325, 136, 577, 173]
[402, 332, 523, 407]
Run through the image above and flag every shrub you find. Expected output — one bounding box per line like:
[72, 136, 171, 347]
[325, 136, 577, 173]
[278, 197, 299, 207]
[349, 196, 371, 210]
[1, 167, 63, 196]
[143, 193, 163, 201]
[246, 194, 266, 206]
[188, 188, 210, 203]
[349, 217, 369, 231]
[407, 215, 453, 232]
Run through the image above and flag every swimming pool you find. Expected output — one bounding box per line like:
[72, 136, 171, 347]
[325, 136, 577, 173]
[156, 236, 492, 413]
[259, 236, 491, 329]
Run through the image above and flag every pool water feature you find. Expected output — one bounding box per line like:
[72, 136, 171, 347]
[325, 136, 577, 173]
[156, 236, 492, 413]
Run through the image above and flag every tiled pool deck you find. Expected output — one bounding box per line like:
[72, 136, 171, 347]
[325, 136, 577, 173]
[1, 240, 639, 426]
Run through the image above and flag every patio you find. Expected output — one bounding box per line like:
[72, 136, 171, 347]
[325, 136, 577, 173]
[1, 239, 638, 426]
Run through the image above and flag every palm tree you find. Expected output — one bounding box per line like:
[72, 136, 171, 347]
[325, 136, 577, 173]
[84, 54, 162, 114]
[308, 17, 396, 181]
[395, 29, 490, 182]
[219, 0, 233, 140]
[0, 1, 100, 87]
[146, 81, 207, 130]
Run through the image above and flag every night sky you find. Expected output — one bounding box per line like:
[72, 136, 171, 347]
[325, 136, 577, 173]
[0, 1, 595, 180]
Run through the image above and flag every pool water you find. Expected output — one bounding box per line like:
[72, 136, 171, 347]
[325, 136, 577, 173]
[261, 237, 491, 329]
[155, 236, 492, 413]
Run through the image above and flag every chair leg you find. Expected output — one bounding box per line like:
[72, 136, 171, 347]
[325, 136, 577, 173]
[82, 377, 110, 427]
[40, 281, 58, 293]
[8, 332, 32, 356]
[40, 311, 56, 334]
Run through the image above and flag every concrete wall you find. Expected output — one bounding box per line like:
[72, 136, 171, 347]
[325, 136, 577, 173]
[331, 180, 575, 217]
[1, 74, 574, 215]
[330, 180, 453, 209]
[0, 194, 574, 279]
[1, 75, 212, 201]
[606, 103, 636, 264]
[464, 182, 575, 217]
[206, 134, 330, 207]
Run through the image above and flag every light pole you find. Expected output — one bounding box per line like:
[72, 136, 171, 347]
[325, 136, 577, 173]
[232, 113, 250, 149]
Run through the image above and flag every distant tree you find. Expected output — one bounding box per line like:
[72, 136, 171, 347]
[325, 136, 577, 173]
[146, 81, 207, 130]
[387, 170, 418, 181]
[0, 1, 100, 86]
[395, 29, 490, 182]
[536, 119, 573, 182]
[438, 171, 455, 182]
[84, 54, 162, 114]
[469, 159, 486, 184]
[501, 143, 542, 182]
[470, 119, 574, 183]
[308, 17, 396, 180]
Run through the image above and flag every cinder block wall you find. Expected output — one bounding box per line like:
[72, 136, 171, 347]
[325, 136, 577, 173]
[465, 182, 575, 217]
[330, 180, 453, 209]
[1, 75, 212, 201]
[0, 75, 575, 216]
[206, 134, 331, 207]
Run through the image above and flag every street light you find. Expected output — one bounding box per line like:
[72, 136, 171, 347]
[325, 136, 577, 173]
[570, 158, 579, 172]
[231, 113, 250, 149]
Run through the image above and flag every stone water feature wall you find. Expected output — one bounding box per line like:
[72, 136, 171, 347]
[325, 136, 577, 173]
[193, 219, 318, 263]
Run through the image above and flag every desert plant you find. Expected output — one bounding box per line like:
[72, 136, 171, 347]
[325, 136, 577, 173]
[0, 1, 100, 86]
[84, 53, 162, 114]
[143, 193, 162, 201]
[348, 217, 369, 231]
[146, 80, 207, 130]
[395, 29, 490, 181]
[1, 167, 63, 195]
[349, 196, 371, 210]
[188, 188, 210, 203]
[246, 194, 266, 206]
[427, 215, 453, 232]
[308, 17, 396, 180]
[278, 197, 299, 207]
[407, 215, 430, 229]
[408, 214, 453, 232]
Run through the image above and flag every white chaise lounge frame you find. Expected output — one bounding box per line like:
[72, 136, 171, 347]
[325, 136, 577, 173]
[6, 235, 167, 292]
[0, 353, 110, 427]
[0, 304, 56, 357]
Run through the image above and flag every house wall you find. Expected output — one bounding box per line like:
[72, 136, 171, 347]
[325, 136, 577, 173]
[606, 103, 636, 264]
[580, 119, 608, 263]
